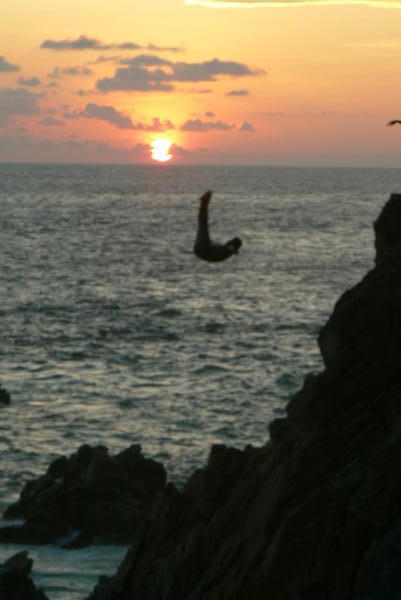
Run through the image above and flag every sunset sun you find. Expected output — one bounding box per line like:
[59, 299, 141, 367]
[150, 138, 173, 163]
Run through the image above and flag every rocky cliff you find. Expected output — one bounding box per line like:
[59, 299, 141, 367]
[0, 444, 166, 547]
[0, 552, 48, 600]
[88, 193, 401, 600]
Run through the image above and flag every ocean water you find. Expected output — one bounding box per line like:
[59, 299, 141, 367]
[1, 162, 400, 598]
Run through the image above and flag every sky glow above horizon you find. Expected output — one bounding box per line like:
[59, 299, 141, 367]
[1, 0, 401, 166]
[187, 0, 401, 6]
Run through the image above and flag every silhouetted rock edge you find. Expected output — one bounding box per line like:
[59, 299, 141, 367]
[87, 193, 401, 600]
[0, 443, 166, 548]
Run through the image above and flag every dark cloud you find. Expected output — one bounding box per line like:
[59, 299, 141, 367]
[97, 55, 264, 92]
[40, 116, 66, 126]
[18, 77, 41, 87]
[120, 55, 172, 67]
[226, 89, 249, 96]
[132, 141, 190, 160]
[189, 88, 213, 94]
[40, 35, 181, 53]
[0, 56, 20, 73]
[63, 66, 93, 76]
[0, 88, 41, 124]
[181, 118, 234, 132]
[65, 102, 134, 129]
[64, 102, 175, 131]
[97, 70, 174, 93]
[173, 58, 263, 81]
[146, 43, 183, 52]
[240, 121, 255, 132]
[205, 111, 215, 117]
[0, 133, 141, 163]
[170, 143, 190, 157]
[132, 117, 175, 131]
[91, 55, 122, 65]
[131, 143, 150, 158]
[48, 66, 93, 79]
[41, 35, 136, 51]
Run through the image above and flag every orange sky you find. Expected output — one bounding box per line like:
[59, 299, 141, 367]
[2, 0, 401, 165]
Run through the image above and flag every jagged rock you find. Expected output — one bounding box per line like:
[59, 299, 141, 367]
[87, 193, 401, 600]
[0, 386, 11, 406]
[0, 444, 166, 547]
[0, 552, 48, 600]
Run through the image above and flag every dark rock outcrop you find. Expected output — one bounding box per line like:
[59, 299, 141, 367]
[0, 386, 11, 406]
[88, 193, 401, 600]
[0, 552, 48, 600]
[0, 444, 166, 547]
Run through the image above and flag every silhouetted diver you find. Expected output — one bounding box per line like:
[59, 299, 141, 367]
[194, 190, 242, 262]
[387, 120, 401, 126]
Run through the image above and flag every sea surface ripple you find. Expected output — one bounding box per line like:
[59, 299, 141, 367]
[1, 163, 400, 598]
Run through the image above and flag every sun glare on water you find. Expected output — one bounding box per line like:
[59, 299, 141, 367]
[150, 138, 173, 162]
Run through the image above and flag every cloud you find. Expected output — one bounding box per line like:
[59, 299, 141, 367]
[65, 102, 135, 129]
[146, 43, 183, 52]
[97, 55, 264, 92]
[170, 143, 191, 157]
[0, 88, 41, 124]
[120, 55, 172, 67]
[240, 121, 256, 132]
[0, 56, 19, 72]
[48, 66, 93, 79]
[131, 143, 150, 158]
[186, 0, 400, 5]
[97, 64, 175, 93]
[40, 116, 66, 126]
[18, 77, 41, 87]
[40, 35, 181, 53]
[187, 87, 213, 94]
[132, 117, 175, 131]
[173, 58, 263, 81]
[64, 102, 175, 131]
[131, 141, 191, 160]
[226, 89, 249, 96]
[181, 118, 234, 131]
[91, 55, 122, 65]
[0, 133, 142, 163]
[205, 111, 215, 117]
[41, 35, 138, 51]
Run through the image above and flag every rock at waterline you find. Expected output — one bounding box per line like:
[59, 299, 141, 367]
[87, 193, 401, 600]
[0, 386, 11, 406]
[0, 552, 48, 600]
[0, 443, 166, 548]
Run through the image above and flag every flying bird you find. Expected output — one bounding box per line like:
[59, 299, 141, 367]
[387, 120, 401, 126]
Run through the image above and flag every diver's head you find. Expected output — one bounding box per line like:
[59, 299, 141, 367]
[227, 237, 242, 253]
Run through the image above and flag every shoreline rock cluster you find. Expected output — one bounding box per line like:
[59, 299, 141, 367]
[0, 444, 166, 548]
[0, 386, 11, 406]
[0, 552, 48, 600]
[3, 193, 401, 600]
